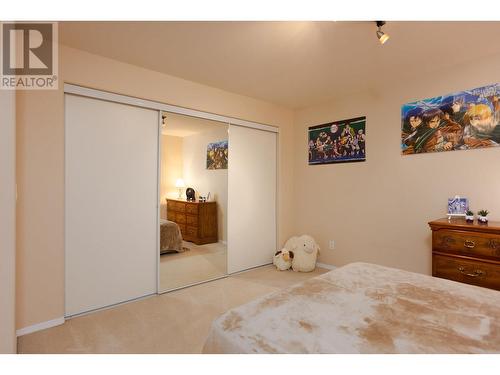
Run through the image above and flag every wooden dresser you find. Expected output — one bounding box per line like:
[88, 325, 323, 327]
[429, 217, 500, 291]
[166, 198, 218, 245]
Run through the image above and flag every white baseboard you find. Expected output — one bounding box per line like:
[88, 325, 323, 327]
[316, 262, 337, 270]
[16, 317, 65, 337]
[218, 240, 227, 245]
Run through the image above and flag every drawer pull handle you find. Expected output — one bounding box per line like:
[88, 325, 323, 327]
[463, 240, 475, 249]
[457, 266, 485, 278]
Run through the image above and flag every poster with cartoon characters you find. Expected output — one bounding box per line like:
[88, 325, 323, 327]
[401, 83, 500, 155]
[308, 116, 366, 165]
[206, 140, 228, 169]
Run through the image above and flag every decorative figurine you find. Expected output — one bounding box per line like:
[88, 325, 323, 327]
[186, 187, 196, 202]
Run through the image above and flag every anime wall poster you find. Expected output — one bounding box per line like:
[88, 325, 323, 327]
[308, 116, 366, 165]
[401, 83, 500, 155]
[206, 140, 228, 169]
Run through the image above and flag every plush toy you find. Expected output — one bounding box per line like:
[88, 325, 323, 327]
[284, 235, 320, 272]
[273, 249, 294, 271]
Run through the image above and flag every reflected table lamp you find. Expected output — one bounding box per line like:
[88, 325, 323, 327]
[175, 178, 185, 200]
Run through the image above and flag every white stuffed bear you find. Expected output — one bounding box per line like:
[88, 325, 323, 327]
[284, 235, 320, 272]
[273, 248, 294, 271]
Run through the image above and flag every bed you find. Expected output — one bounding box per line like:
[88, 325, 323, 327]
[202, 262, 500, 353]
[160, 219, 184, 254]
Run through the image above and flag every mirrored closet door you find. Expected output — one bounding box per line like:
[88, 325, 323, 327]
[159, 112, 228, 292]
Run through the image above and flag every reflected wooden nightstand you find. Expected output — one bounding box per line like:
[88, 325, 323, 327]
[166, 198, 218, 245]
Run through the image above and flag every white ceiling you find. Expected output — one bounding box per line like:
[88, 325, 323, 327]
[162, 112, 228, 137]
[60, 21, 500, 109]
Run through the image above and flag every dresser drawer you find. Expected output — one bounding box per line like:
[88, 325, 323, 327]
[174, 202, 186, 212]
[178, 224, 186, 235]
[432, 229, 500, 260]
[186, 225, 198, 237]
[166, 211, 175, 221]
[167, 200, 186, 212]
[432, 254, 500, 290]
[186, 204, 198, 215]
[175, 213, 186, 224]
[167, 200, 175, 210]
[186, 214, 198, 226]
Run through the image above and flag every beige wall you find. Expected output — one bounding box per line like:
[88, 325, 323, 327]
[293, 53, 500, 275]
[16, 87, 65, 331]
[16, 44, 295, 329]
[160, 135, 184, 219]
[0, 90, 17, 353]
[183, 128, 229, 242]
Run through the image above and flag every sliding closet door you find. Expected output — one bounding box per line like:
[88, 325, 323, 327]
[227, 125, 277, 273]
[65, 94, 158, 316]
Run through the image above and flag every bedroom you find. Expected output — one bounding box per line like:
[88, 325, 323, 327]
[1, 1, 500, 372]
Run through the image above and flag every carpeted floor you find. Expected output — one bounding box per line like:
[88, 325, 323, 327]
[159, 241, 227, 292]
[17, 265, 328, 353]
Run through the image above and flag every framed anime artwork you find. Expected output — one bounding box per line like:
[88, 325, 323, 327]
[206, 140, 228, 170]
[401, 83, 500, 155]
[308, 116, 366, 165]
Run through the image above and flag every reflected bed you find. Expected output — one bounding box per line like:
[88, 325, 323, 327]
[160, 219, 184, 254]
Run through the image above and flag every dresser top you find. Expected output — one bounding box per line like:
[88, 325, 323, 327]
[167, 198, 215, 205]
[429, 217, 500, 234]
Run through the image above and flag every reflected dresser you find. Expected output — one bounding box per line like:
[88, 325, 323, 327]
[429, 217, 500, 291]
[167, 198, 218, 245]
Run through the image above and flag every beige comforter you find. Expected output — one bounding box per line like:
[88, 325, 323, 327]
[160, 219, 183, 254]
[203, 262, 500, 353]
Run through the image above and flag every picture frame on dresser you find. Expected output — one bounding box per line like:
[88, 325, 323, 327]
[447, 196, 468, 218]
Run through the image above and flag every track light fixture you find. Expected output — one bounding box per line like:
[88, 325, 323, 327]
[375, 21, 389, 45]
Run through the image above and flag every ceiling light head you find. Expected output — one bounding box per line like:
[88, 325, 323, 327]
[377, 30, 389, 44]
[375, 21, 390, 45]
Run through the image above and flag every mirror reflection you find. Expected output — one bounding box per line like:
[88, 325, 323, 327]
[159, 112, 228, 292]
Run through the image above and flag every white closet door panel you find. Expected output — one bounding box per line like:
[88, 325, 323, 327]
[65, 94, 158, 316]
[227, 125, 277, 273]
